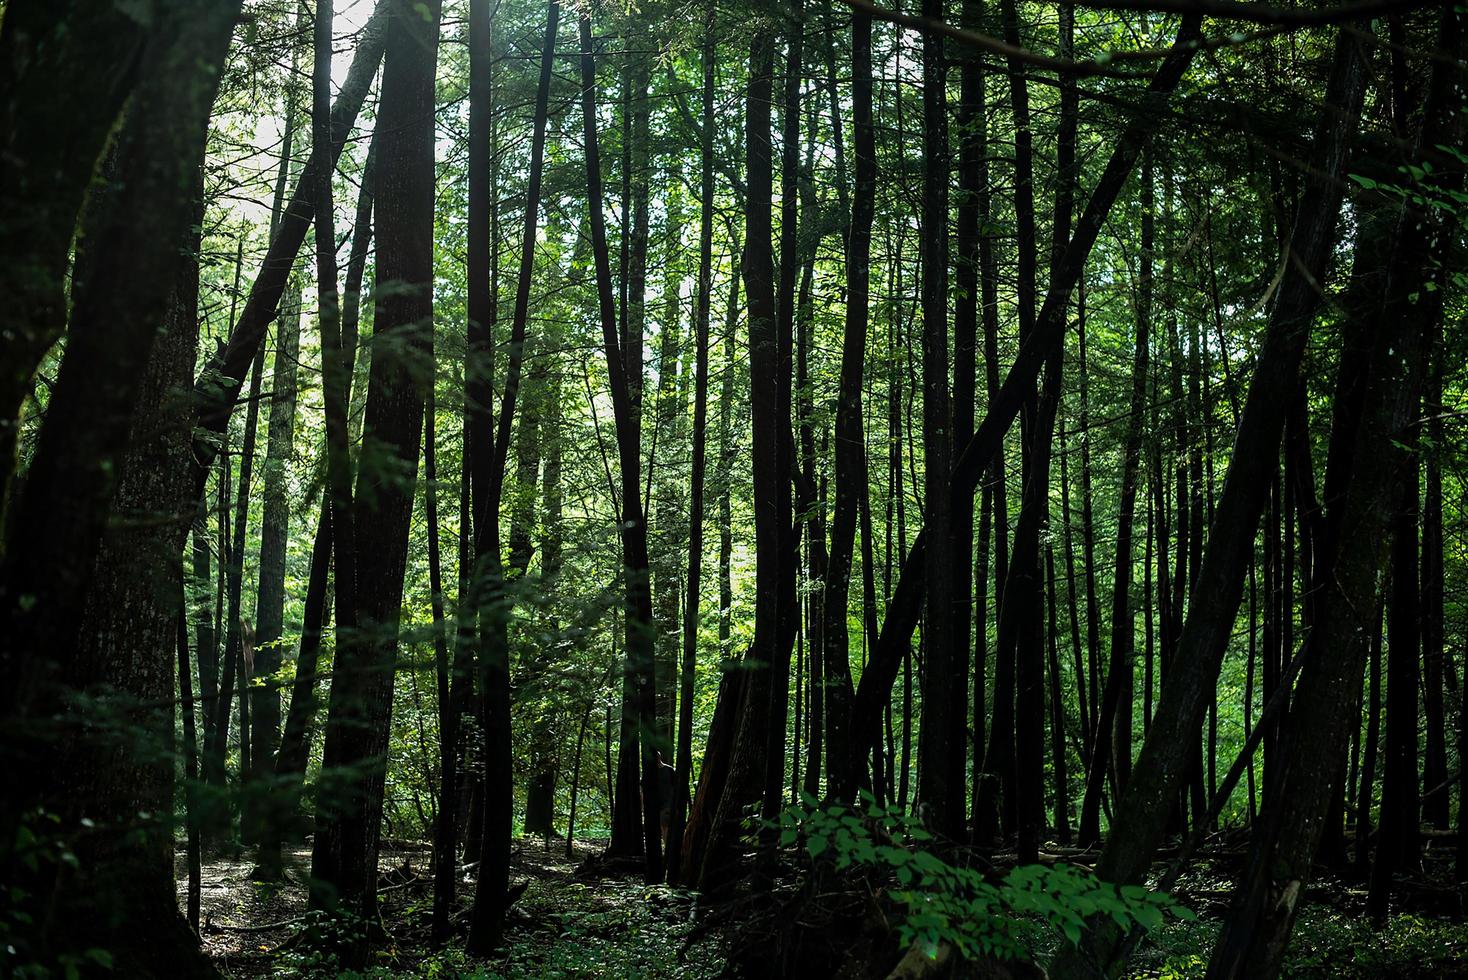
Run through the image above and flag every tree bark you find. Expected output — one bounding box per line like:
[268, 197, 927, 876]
[701, 7, 782, 890]
[1079, 152, 1153, 846]
[0, 0, 155, 513]
[310, 1, 440, 966]
[822, 4, 875, 802]
[666, 12, 717, 885]
[575, 8, 663, 888]
[467, 0, 558, 948]
[3, 7, 238, 966]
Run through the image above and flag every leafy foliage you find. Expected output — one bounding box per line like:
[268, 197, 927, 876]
[775, 793, 1192, 964]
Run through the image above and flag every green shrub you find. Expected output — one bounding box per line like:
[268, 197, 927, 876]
[775, 792, 1193, 966]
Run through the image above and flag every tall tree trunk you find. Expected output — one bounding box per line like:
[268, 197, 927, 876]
[1354, 598, 1384, 874]
[1368, 440, 1425, 918]
[1045, 545, 1072, 845]
[664, 14, 715, 885]
[3, 5, 238, 966]
[608, 36, 658, 868]
[467, 0, 557, 948]
[1079, 152, 1153, 846]
[310, 1, 440, 966]
[701, 8, 782, 889]
[178, 608, 202, 932]
[272, 127, 376, 871]
[245, 283, 302, 853]
[822, 3, 874, 801]
[575, 8, 663, 888]
[917, 0, 958, 839]
[677, 241, 742, 885]
[1420, 322, 1448, 830]
[759, 0, 802, 834]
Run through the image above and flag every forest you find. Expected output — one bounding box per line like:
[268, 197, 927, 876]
[1, 0, 1466, 976]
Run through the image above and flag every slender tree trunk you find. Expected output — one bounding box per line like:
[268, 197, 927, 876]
[822, 3, 875, 801]
[274, 128, 375, 876]
[1355, 598, 1384, 874]
[1045, 545, 1072, 845]
[466, 0, 557, 947]
[916, 0, 958, 838]
[1421, 324, 1448, 830]
[178, 608, 202, 932]
[664, 20, 715, 877]
[1369, 443, 1425, 917]
[575, 8, 663, 887]
[245, 283, 302, 854]
[608, 34, 659, 868]
[1079, 152, 1153, 846]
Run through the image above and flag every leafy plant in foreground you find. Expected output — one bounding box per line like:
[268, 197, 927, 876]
[775, 793, 1194, 965]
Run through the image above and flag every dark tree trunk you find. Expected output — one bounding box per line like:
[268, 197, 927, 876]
[1, 20, 236, 975]
[916, 0, 960, 840]
[1421, 324, 1448, 830]
[1079, 152, 1153, 847]
[1045, 545, 1072, 845]
[608, 38, 658, 868]
[467, 0, 557, 948]
[575, 8, 663, 887]
[1369, 444, 1426, 919]
[1354, 599, 1384, 874]
[311, 2, 440, 967]
[5, 7, 238, 964]
[179, 608, 202, 932]
[758, 0, 802, 836]
[272, 129, 376, 869]
[457, 0, 498, 881]
[0, 0, 155, 511]
[701, 10, 782, 890]
[676, 242, 742, 885]
[245, 283, 302, 852]
[665, 12, 716, 886]
[822, 3, 875, 801]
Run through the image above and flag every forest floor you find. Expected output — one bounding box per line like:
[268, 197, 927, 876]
[178, 836, 1468, 978]
[180, 839, 726, 979]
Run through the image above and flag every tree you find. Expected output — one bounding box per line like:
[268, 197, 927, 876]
[0, 2, 241, 973]
[467, 0, 559, 949]
[310, 1, 441, 963]
[1057, 23, 1369, 975]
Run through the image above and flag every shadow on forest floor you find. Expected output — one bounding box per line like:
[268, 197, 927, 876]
[177, 838, 725, 978]
[175, 834, 1468, 978]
